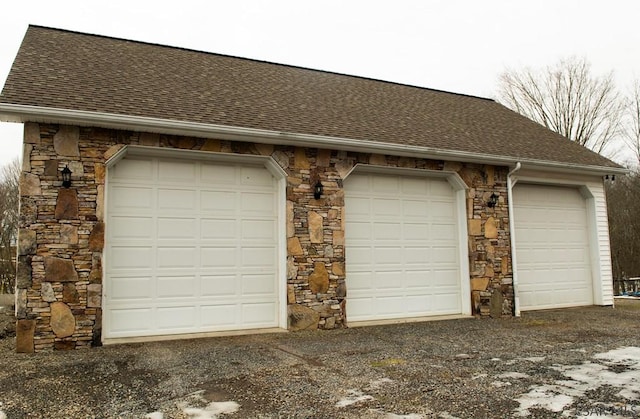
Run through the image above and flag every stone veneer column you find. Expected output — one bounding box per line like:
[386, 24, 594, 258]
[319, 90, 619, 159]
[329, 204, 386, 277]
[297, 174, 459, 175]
[286, 147, 347, 331]
[16, 123, 105, 352]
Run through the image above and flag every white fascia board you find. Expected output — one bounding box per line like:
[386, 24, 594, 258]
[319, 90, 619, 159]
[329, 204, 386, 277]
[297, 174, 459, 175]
[0, 103, 628, 175]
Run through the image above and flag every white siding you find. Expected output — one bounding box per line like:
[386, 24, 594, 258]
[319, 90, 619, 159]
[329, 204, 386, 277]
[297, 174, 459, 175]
[587, 180, 614, 305]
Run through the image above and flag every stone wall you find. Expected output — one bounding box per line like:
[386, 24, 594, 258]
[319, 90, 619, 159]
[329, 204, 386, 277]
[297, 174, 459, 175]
[15, 123, 513, 352]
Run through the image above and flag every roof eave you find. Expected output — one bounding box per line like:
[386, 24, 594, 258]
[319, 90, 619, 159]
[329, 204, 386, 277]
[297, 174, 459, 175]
[0, 103, 628, 176]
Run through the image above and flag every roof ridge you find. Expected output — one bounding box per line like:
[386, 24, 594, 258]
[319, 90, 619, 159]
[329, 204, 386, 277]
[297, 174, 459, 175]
[27, 24, 495, 103]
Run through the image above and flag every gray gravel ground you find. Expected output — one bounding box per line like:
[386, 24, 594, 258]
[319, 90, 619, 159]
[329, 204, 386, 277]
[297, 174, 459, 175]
[1, 300, 639, 418]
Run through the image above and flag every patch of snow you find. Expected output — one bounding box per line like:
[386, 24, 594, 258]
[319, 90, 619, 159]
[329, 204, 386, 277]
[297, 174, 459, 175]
[472, 373, 488, 380]
[145, 412, 163, 419]
[498, 372, 530, 379]
[490, 357, 502, 362]
[491, 381, 512, 387]
[183, 401, 240, 418]
[594, 346, 640, 365]
[514, 346, 640, 416]
[454, 353, 471, 359]
[336, 389, 374, 408]
[0, 410, 6, 419]
[439, 412, 462, 419]
[571, 348, 587, 353]
[515, 385, 574, 416]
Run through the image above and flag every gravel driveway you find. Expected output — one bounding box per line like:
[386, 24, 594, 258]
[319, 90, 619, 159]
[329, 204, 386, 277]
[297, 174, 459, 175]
[1, 300, 639, 418]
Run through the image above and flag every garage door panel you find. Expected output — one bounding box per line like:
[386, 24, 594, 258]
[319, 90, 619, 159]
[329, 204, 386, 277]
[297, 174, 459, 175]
[374, 247, 403, 265]
[241, 247, 276, 266]
[348, 222, 372, 240]
[432, 270, 460, 286]
[157, 217, 197, 239]
[201, 305, 237, 327]
[110, 247, 154, 269]
[109, 308, 154, 333]
[404, 247, 430, 264]
[158, 160, 197, 182]
[348, 272, 373, 291]
[405, 271, 431, 288]
[111, 158, 154, 180]
[514, 184, 593, 310]
[373, 222, 402, 240]
[371, 176, 399, 193]
[373, 198, 401, 215]
[201, 164, 236, 184]
[402, 223, 429, 240]
[373, 271, 404, 289]
[201, 191, 237, 212]
[242, 303, 277, 324]
[348, 196, 371, 216]
[347, 247, 373, 265]
[158, 188, 197, 211]
[110, 186, 153, 209]
[201, 275, 237, 296]
[432, 294, 460, 312]
[242, 274, 277, 295]
[110, 276, 153, 300]
[110, 216, 154, 239]
[376, 296, 406, 315]
[432, 247, 457, 264]
[241, 219, 276, 240]
[406, 296, 431, 313]
[157, 247, 197, 269]
[403, 200, 429, 216]
[200, 219, 236, 240]
[345, 172, 462, 321]
[240, 166, 274, 186]
[431, 223, 457, 240]
[430, 201, 456, 218]
[157, 306, 196, 330]
[106, 156, 280, 339]
[200, 247, 237, 268]
[157, 276, 196, 298]
[401, 177, 430, 195]
[242, 192, 276, 214]
[430, 179, 454, 195]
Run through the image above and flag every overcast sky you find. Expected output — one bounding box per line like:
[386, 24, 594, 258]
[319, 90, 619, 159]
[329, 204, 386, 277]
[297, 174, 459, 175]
[1, 0, 640, 168]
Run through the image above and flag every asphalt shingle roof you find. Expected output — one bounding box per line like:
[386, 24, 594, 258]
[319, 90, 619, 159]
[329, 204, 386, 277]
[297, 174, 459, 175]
[0, 25, 621, 169]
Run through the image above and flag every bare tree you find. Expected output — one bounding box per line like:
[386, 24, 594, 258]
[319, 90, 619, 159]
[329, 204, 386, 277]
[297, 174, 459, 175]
[497, 57, 624, 156]
[622, 80, 640, 164]
[0, 158, 20, 294]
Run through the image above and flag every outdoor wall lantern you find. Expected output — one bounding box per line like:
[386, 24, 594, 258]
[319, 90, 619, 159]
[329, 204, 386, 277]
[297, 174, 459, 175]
[487, 192, 498, 208]
[61, 165, 72, 188]
[314, 180, 324, 199]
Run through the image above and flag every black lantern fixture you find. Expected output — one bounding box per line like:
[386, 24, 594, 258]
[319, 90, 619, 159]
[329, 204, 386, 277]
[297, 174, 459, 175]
[61, 165, 72, 188]
[314, 180, 324, 199]
[487, 192, 498, 208]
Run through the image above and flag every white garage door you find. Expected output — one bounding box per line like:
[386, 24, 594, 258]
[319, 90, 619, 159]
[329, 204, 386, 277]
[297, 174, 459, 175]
[514, 184, 593, 310]
[105, 156, 280, 339]
[344, 172, 463, 322]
